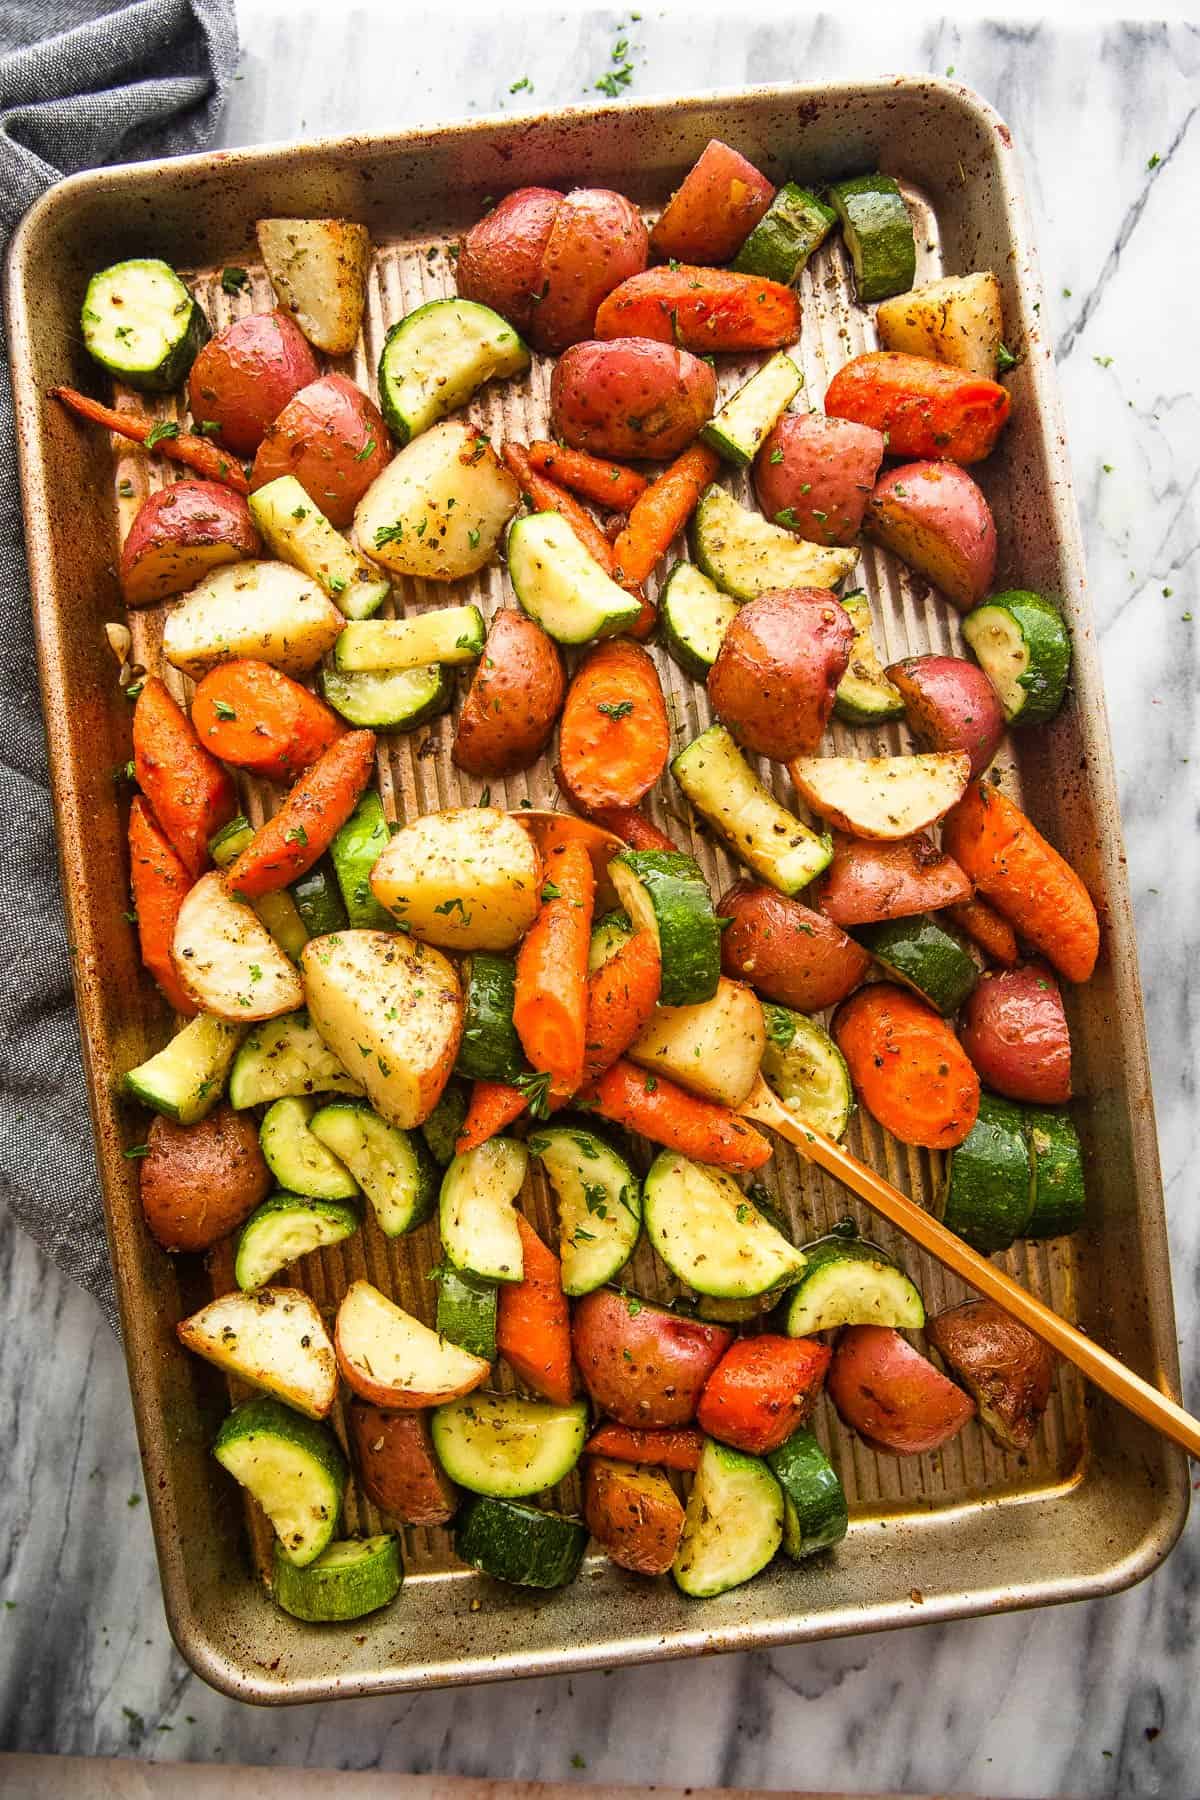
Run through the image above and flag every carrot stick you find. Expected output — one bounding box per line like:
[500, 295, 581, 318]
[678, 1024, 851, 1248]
[945, 896, 1019, 968]
[554, 766, 680, 853]
[594, 267, 801, 353]
[128, 796, 197, 1016]
[833, 983, 980, 1150]
[558, 640, 671, 809]
[191, 661, 345, 783]
[823, 353, 1012, 465]
[584, 1423, 704, 1471]
[502, 442, 621, 573]
[612, 443, 721, 585]
[455, 1080, 528, 1155]
[695, 1334, 831, 1455]
[585, 1059, 772, 1172]
[49, 386, 249, 493]
[225, 730, 376, 899]
[526, 441, 648, 512]
[941, 781, 1099, 983]
[513, 838, 595, 1101]
[132, 677, 237, 880]
[582, 929, 662, 1087]
[496, 1213, 575, 1405]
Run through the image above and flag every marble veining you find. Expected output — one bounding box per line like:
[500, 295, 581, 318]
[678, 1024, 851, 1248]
[1, 8, 1197, 1794]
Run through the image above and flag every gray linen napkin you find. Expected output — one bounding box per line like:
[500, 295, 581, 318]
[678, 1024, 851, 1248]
[0, 0, 238, 1329]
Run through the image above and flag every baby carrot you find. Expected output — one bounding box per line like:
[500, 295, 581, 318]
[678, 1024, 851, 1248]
[583, 1422, 704, 1471]
[496, 1214, 575, 1406]
[455, 1080, 529, 1155]
[225, 730, 376, 899]
[581, 929, 662, 1087]
[558, 640, 671, 809]
[502, 442, 620, 573]
[945, 896, 1020, 967]
[49, 386, 249, 492]
[696, 1335, 832, 1456]
[833, 983, 980, 1150]
[526, 441, 648, 512]
[128, 796, 196, 1016]
[824, 352, 1011, 464]
[513, 838, 595, 1100]
[611, 443, 721, 585]
[191, 661, 344, 782]
[585, 1059, 773, 1172]
[132, 677, 237, 880]
[594, 267, 801, 353]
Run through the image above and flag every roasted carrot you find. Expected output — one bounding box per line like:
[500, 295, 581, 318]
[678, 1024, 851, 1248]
[584, 1422, 704, 1472]
[132, 677, 237, 880]
[496, 1213, 575, 1405]
[594, 267, 801, 353]
[502, 442, 621, 574]
[558, 640, 671, 809]
[455, 1080, 528, 1155]
[824, 352, 1012, 465]
[49, 386, 250, 492]
[696, 1335, 832, 1456]
[584, 803, 679, 854]
[225, 730, 376, 899]
[513, 838, 594, 1100]
[585, 1059, 772, 1172]
[582, 929, 662, 1086]
[527, 441, 648, 512]
[191, 661, 345, 782]
[945, 896, 1020, 967]
[941, 781, 1100, 982]
[611, 443, 721, 585]
[833, 983, 980, 1150]
[128, 796, 196, 1016]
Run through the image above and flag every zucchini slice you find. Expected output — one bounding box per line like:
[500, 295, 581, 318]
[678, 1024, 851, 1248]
[690, 484, 858, 600]
[766, 1428, 849, 1559]
[334, 605, 486, 672]
[854, 914, 978, 1015]
[228, 1009, 363, 1110]
[178, 1287, 337, 1419]
[834, 591, 905, 724]
[760, 1006, 854, 1141]
[507, 511, 643, 644]
[435, 1267, 499, 1362]
[455, 1495, 587, 1589]
[439, 1137, 528, 1281]
[659, 562, 738, 680]
[309, 1100, 438, 1237]
[672, 1438, 783, 1597]
[1025, 1107, 1086, 1238]
[962, 590, 1071, 726]
[826, 173, 916, 304]
[272, 1533, 402, 1622]
[609, 850, 722, 1007]
[588, 908, 634, 974]
[209, 821, 309, 961]
[377, 298, 530, 445]
[788, 751, 970, 840]
[701, 352, 804, 467]
[672, 725, 834, 895]
[432, 1392, 588, 1498]
[528, 1124, 642, 1296]
[321, 662, 452, 731]
[124, 1015, 244, 1125]
[260, 1096, 359, 1200]
[782, 1233, 924, 1335]
[940, 1093, 1034, 1254]
[456, 954, 528, 1083]
[172, 872, 304, 1021]
[290, 858, 349, 939]
[421, 1076, 470, 1167]
[643, 1151, 806, 1298]
[234, 1194, 359, 1292]
[628, 976, 766, 1108]
[81, 258, 209, 391]
[214, 1395, 346, 1568]
[248, 476, 390, 620]
[328, 791, 395, 932]
[732, 183, 838, 284]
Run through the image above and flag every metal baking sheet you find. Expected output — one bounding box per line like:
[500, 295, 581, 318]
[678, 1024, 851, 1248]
[5, 78, 1189, 1704]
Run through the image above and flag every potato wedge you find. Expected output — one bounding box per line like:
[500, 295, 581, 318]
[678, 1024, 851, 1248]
[172, 872, 303, 1020]
[370, 807, 541, 951]
[177, 1286, 337, 1419]
[335, 1279, 490, 1408]
[629, 977, 766, 1108]
[926, 1299, 1056, 1451]
[584, 1457, 686, 1577]
[347, 1401, 458, 1524]
[875, 272, 1004, 379]
[140, 1105, 271, 1252]
[355, 421, 519, 582]
[162, 559, 343, 680]
[256, 217, 372, 356]
[788, 752, 971, 840]
[301, 929, 462, 1129]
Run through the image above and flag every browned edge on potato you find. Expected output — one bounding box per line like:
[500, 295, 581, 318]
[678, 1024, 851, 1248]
[584, 1456, 686, 1576]
[140, 1105, 271, 1253]
[348, 1400, 459, 1525]
[927, 1300, 1057, 1452]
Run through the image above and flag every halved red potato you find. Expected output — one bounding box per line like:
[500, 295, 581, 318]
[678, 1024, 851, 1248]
[140, 1105, 271, 1253]
[828, 1324, 976, 1455]
[572, 1288, 733, 1427]
[718, 880, 870, 1010]
[584, 1457, 686, 1576]
[187, 311, 320, 455]
[814, 833, 973, 928]
[335, 1280, 491, 1409]
[120, 480, 261, 607]
[650, 139, 775, 264]
[456, 186, 564, 333]
[250, 373, 391, 527]
[452, 609, 565, 778]
[532, 188, 650, 354]
[885, 654, 1006, 781]
[926, 1300, 1056, 1452]
[708, 588, 855, 759]
[958, 963, 1072, 1104]
[347, 1400, 459, 1524]
[789, 752, 971, 840]
[866, 461, 997, 610]
[753, 414, 885, 548]
[550, 337, 717, 461]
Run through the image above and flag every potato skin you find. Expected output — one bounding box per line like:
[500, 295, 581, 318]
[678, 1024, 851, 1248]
[456, 186, 563, 333]
[885, 654, 1006, 781]
[532, 188, 649, 354]
[754, 414, 885, 547]
[708, 588, 855, 758]
[814, 833, 973, 928]
[251, 373, 391, 526]
[140, 1105, 271, 1253]
[959, 963, 1072, 1104]
[347, 1400, 459, 1524]
[650, 139, 775, 265]
[584, 1456, 685, 1576]
[866, 461, 997, 611]
[452, 609, 565, 777]
[187, 310, 320, 455]
[550, 337, 716, 461]
[828, 1324, 976, 1456]
[120, 480, 261, 607]
[927, 1300, 1056, 1451]
[718, 880, 870, 1011]
[572, 1289, 733, 1427]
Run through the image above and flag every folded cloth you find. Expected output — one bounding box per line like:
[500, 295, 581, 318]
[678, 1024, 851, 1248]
[0, 0, 238, 1330]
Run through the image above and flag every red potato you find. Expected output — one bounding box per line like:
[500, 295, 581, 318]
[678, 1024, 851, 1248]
[335, 1280, 491, 1410]
[550, 337, 717, 461]
[753, 414, 885, 548]
[828, 1324, 976, 1455]
[452, 609, 565, 778]
[250, 373, 391, 527]
[650, 139, 775, 264]
[531, 187, 650, 354]
[885, 654, 1006, 781]
[959, 963, 1072, 1104]
[926, 1300, 1056, 1452]
[815, 832, 973, 928]
[347, 1401, 458, 1525]
[718, 880, 870, 1010]
[120, 480, 261, 607]
[696, 1334, 832, 1455]
[456, 186, 564, 333]
[866, 461, 997, 611]
[187, 310, 320, 455]
[707, 588, 855, 759]
[594, 266, 800, 353]
[824, 351, 1011, 465]
[571, 1288, 734, 1427]
[584, 1457, 686, 1577]
[139, 1106, 270, 1253]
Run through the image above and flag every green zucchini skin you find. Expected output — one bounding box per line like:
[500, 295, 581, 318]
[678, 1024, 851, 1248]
[432, 1393, 589, 1497]
[854, 914, 979, 1015]
[234, 1193, 359, 1290]
[759, 1006, 854, 1141]
[962, 590, 1071, 726]
[940, 1093, 1034, 1254]
[259, 1096, 360, 1200]
[732, 184, 838, 284]
[81, 258, 210, 391]
[1024, 1107, 1086, 1238]
[435, 1268, 499, 1362]
[420, 1076, 470, 1167]
[329, 792, 396, 932]
[455, 954, 528, 1083]
[767, 1427, 849, 1559]
[272, 1534, 402, 1622]
[826, 174, 916, 303]
[781, 1234, 924, 1335]
[658, 562, 738, 680]
[700, 351, 803, 467]
[672, 1438, 783, 1597]
[291, 857, 350, 938]
[455, 1495, 587, 1589]
[213, 1395, 347, 1568]
[376, 298, 530, 445]
[610, 849, 722, 1006]
[309, 1101, 438, 1238]
[833, 591, 905, 724]
[321, 663, 452, 731]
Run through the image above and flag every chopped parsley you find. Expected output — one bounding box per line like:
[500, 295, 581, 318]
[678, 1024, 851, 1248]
[541, 881, 562, 901]
[374, 522, 405, 547]
[995, 342, 1019, 375]
[145, 420, 180, 449]
[769, 447, 784, 464]
[515, 1069, 553, 1119]
[597, 699, 634, 720]
[213, 699, 237, 720]
[221, 266, 250, 294]
[285, 825, 309, 846]
[509, 75, 531, 93]
[355, 437, 377, 461]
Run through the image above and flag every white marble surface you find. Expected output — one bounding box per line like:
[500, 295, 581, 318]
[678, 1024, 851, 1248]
[2, 8, 1198, 1794]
